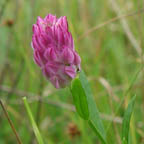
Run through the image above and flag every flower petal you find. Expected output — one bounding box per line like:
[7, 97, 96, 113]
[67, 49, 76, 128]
[65, 66, 76, 78]
[62, 48, 74, 64]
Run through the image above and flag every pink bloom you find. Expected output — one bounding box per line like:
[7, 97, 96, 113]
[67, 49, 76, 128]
[31, 14, 81, 88]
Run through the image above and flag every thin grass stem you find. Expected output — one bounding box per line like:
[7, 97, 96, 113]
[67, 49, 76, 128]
[0, 100, 22, 144]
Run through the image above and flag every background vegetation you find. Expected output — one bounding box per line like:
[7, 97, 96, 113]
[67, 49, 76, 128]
[0, 0, 144, 143]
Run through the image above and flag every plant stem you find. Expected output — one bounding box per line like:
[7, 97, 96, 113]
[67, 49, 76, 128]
[106, 65, 143, 133]
[23, 97, 44, 144]
[0, 100, 22, 144]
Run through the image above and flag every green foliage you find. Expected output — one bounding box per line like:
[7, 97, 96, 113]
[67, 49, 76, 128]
[71, 77, 89, 120]
[122, 138, 128, 144]
[122, 95, 136, 144]
[71, 71, 107, 144]
[23, 97, 44, 144]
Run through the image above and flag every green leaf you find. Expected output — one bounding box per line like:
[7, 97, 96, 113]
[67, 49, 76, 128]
[71, 70, 107, 144]
[23, 97, 44, 144]
[122, 95, 136, 144]
[71, 77, 89, 120]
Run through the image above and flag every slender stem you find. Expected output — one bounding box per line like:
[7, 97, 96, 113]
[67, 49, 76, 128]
[23, 97, 44, 144]
[29, 76, 44, 144]
[78, 8, 144, 41]
[0, 100, 22, 144]
[106, 65, 143, 133]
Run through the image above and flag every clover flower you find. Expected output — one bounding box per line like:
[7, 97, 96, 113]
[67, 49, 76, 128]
[31, 14, 81, 88]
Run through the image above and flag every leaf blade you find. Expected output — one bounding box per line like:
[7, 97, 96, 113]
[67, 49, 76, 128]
[71, 70, 107, 144]
[122, 95, 136, 143]
[23, 97, 44, 144]
[79, 71, 107, 144]
[71, 77, 89, 120]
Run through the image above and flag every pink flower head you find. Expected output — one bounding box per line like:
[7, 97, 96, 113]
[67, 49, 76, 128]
[31, 14, 81, 88]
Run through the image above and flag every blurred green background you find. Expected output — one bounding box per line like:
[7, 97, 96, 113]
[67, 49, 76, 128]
[0, 0, 144, 143]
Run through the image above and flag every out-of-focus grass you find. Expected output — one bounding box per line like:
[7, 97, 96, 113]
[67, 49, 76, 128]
[0, 0, 144, 143]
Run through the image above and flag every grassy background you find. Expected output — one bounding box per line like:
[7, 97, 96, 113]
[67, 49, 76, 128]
[0, 0, 144, 143]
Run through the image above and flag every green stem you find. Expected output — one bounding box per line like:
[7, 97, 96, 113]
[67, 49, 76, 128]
[23, 97, 44, 144]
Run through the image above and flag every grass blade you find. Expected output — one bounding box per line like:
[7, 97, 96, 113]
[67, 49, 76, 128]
[23, 97, 44, 144]
[122, 95, 136, 144]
